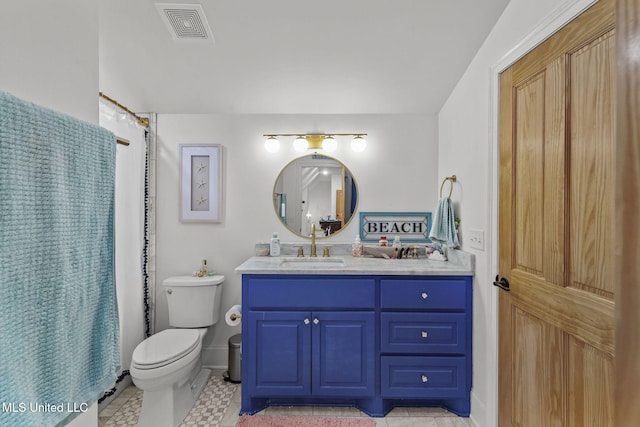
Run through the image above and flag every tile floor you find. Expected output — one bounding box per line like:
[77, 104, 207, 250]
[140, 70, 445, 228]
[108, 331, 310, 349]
[98, 369, 473, 427]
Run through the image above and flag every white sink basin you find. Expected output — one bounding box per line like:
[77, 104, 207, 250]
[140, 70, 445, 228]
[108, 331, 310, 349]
[279, 257, 346, 268]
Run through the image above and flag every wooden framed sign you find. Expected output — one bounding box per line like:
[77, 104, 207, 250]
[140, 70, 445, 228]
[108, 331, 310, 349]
[359, 212, 432, 243]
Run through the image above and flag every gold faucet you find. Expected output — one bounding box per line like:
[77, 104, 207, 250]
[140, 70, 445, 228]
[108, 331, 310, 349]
[310, 223, 317, 257]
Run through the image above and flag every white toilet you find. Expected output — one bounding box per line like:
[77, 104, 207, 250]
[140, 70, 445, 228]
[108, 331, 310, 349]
[130, 275, 224, 427]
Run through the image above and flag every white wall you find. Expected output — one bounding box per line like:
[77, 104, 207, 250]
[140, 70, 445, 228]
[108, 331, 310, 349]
[438, 1, 594, 426]
[155, 113, 439, 365]
[0, 0, 99, 124]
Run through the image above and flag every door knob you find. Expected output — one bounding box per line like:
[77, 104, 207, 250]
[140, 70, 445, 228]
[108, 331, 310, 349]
[493, 275, 510, 291]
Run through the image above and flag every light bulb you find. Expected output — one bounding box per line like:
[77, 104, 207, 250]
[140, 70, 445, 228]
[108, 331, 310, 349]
[322, 136, 337, 152]
[351, 136, 366, 152]
[264, 136, 280, 153]
[293, 136, 308, 152]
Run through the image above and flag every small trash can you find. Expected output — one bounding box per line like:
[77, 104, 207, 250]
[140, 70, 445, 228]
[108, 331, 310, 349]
[223, 334, 241, 383]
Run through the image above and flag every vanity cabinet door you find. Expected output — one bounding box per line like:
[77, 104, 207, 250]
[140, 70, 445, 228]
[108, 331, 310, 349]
[312, 311, 376, 397]
[246, 310, 311, 396]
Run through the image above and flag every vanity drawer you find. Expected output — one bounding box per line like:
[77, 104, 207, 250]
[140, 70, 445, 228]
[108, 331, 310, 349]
[381, 312, 466, 354]
[381, 356, 467, 398]
[380, 279, 467, 310]
[244, 276, 376, 309]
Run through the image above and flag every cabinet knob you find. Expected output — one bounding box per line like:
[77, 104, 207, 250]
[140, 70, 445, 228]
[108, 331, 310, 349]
[313, 318, 320, 325]
[304, 318, 310, 325]
[421, 330, 428, 338]
[421, 292, 428, 299]
[166, 289, 172, 295]
[421, 375, 428, 383]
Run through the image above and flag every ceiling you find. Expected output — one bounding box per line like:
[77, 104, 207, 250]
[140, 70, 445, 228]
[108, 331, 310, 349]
[99, 0, 510, 115]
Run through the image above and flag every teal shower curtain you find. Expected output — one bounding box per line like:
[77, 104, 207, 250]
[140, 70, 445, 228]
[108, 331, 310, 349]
[0, 91, 120, 426]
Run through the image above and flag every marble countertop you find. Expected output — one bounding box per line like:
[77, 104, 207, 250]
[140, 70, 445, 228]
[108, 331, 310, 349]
[235, 248, 474, 276]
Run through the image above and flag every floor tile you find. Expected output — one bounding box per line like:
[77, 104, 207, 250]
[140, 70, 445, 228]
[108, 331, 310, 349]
[386, 417, 440, 427]
[311, 406, 367, 417]
[98, 369, 473, 427]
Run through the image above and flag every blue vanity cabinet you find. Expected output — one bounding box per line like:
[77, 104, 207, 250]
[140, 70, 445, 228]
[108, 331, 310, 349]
[240, 273, 472, 417]
[241, 275, 377, 415]
[379, 277, 472, 416]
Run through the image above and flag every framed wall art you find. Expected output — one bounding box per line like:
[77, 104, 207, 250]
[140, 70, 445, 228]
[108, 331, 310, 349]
[180, 144, 223, 222]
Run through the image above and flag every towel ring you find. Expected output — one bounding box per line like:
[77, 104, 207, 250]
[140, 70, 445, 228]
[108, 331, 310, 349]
[439, 175, 457, 198]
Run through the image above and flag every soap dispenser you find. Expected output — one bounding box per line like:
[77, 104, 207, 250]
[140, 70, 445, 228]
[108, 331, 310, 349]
[392, 236, 402, 249]
[270, 232, 281, 257]
[197, 259, 208, 277]
[352, 235, 363, 257]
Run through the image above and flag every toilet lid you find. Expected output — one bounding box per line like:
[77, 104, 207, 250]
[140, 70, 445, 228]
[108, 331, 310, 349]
[132, 329, 200, 369]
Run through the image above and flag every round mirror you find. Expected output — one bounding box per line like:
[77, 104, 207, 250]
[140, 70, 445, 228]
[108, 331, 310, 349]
[273, 154, 358, 239]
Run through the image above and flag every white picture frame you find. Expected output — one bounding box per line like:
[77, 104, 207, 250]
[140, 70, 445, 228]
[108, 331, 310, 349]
[180, 144, 223, 222]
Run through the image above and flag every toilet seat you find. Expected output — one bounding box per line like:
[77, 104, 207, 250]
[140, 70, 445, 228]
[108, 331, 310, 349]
[132, 329, 200, 370]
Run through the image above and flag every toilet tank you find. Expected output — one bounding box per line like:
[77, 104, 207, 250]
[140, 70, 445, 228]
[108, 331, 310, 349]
[163, 275, 224, 327]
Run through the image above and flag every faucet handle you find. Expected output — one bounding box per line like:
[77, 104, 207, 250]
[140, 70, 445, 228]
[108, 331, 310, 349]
[323, 246, 331, 257]
[297, 246, 304, 257]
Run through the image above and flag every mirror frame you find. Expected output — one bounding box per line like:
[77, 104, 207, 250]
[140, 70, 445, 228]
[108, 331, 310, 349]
[272, 154, 359, 239]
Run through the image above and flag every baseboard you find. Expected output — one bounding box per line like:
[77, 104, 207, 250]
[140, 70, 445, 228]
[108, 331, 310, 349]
[469, 390, 486, 427]
[201, 344, 229, 369]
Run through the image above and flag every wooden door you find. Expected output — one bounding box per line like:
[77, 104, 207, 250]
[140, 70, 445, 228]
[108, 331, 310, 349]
[498, 0, 616, 426]
[615, 0, 640, 424]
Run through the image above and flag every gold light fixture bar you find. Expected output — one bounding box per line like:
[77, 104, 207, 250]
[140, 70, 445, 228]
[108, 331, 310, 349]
[263, 133, 367, 153]
[99, 92, 149, 128]
[263, 133, 367, 138]
[305, 135, 324, 149]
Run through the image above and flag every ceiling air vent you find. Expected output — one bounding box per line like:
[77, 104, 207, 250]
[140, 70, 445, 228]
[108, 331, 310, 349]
[155, 3, 214, 42]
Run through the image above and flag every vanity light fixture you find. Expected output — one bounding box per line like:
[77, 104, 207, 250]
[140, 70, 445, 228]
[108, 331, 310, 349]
[264, 136, 280, 153]
[263, 133, 367, 153]
[322, 136, 337, 152]
[351, 135, 366, 152]
[293, 136, 308, 153]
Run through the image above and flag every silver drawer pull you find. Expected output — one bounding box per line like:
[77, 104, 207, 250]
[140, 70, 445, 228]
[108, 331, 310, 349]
[421, 292, 428, 299]
[304, 318, 310, 325]
[313, 318, 319, 325]
[421, 330, 428, 338]
[421, 375, 428, 383]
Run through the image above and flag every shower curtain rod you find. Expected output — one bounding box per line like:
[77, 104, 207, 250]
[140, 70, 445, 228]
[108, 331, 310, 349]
[99, 92, 149, 129]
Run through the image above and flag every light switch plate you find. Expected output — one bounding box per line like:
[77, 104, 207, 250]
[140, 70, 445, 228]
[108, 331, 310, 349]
[468, 229, 484, 251]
